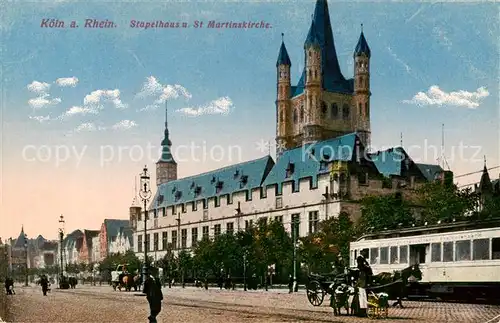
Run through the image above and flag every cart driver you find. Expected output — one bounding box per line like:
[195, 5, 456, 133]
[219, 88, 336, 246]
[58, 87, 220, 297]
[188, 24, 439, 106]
[356, 249, 372, 287]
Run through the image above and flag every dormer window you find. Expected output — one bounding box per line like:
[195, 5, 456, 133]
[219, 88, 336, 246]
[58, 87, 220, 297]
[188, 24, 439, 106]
[157, 194, 164, 205]
[215, 181, 224, 194]
[234, 170, 240, 178]
[211, 176, 216, 184]
[240, 175, 248, 188]
[174, 190, 182, 201]
[172, 186, 177, 194]
[194, 186, 202, 196]
[190, 182, 195, 189]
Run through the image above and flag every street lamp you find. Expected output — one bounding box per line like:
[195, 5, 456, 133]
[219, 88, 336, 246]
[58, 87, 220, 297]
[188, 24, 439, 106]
[243, 250, 248, 291]
[139, 165, 152, 294]
[58, 215, 65, 288]
[24, 233, 28, 287]
[292, 218, 300, 293]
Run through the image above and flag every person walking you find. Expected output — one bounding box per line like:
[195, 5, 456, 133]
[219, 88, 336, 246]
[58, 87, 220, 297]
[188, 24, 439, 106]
[144, 271, 163, 323]
[40, 275, 49, 296]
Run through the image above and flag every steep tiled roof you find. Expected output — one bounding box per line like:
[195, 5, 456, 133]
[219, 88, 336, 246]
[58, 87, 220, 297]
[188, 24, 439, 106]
[13, 227, 26, 249]
[415, 163, 445, 181]
[263, 133, 358, 193]
[104, 219, 130, 242]
[151, 156, 274, 209]
[354, 31, 371, 58]
[276, 40, 291, 67]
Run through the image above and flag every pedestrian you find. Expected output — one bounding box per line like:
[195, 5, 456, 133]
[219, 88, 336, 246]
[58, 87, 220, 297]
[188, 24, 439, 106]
[144, 272, 163, 323]
[288, 274, 294, 293]
[5, 277, 14, 295]
[40, 275, 49, 296]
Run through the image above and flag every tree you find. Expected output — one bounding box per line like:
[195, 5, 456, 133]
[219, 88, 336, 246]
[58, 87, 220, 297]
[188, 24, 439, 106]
[418, 182, 478, 224]
[358, 194, 414, 234]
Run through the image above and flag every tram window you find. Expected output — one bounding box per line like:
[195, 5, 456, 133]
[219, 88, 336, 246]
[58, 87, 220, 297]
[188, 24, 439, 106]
[472, 239, 489, 260]
[443, 241, 453, 262]
[380, 247, 389, 264]
[492, 238, 500, 259]
[390, 246, 398, 264]
[399, 245, 408, 263]
[455, 240, 471, 261]
[431, 243, 441, 262]
[370, 248, 379, 264]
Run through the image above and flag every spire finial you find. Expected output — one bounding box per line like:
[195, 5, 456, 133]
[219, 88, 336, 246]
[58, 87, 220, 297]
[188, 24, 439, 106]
[281, 33, 284, 42]
[361, 23, 363, 32]
[484, 155, 487, 167]
[400, 132, 403, 147]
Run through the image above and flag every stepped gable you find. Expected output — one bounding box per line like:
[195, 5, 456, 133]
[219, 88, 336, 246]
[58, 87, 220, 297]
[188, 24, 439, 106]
[151, 156, 275, 209]
[83, 229, 100, 250]
[263, 133, 358, 193]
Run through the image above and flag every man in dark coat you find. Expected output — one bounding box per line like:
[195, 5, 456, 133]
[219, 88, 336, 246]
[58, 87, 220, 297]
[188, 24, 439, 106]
[5, 277, 14, 295]
[356, 249, 372, 287]
[40, 275, 49, 296]
[144, 273, 163, 323]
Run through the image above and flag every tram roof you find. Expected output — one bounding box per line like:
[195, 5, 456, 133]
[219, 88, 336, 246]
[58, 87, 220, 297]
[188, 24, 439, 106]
[355, 218, 500, 242]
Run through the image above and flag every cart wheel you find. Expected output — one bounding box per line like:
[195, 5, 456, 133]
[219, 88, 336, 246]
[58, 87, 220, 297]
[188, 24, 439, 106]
[307, 280, 325, 306]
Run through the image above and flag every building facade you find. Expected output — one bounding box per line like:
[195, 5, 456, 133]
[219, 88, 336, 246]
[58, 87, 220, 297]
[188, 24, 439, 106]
[109, 227, 133, 255]
[99, 219, 130, 259]
[132, 0, 447, 259]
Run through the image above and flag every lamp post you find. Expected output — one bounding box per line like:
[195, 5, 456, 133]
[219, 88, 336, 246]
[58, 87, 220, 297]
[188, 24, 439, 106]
[292, 217, 300, 293]
[139, 165, 152, 294]
[243, 250, 248, 291]
[58, 215, 65, 288]
[24, 233, 28, 287]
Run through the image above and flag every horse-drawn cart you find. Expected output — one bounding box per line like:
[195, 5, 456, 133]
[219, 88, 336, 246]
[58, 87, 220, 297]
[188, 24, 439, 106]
[306, 271, 355, 306]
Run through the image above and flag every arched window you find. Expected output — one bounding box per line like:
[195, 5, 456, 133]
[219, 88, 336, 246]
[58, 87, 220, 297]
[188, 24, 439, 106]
[342, 104, 350, 119]
[331, 103, 338, 118]
[321, 101, 327, 116]
[280, 111, 284, 123]
[358, 103, 362, 116]
[300, 106, 304, 122]
[293, 109, 298, 123]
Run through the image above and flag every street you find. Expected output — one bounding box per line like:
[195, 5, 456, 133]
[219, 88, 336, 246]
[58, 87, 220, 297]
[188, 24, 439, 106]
[2, 285, 500, 322]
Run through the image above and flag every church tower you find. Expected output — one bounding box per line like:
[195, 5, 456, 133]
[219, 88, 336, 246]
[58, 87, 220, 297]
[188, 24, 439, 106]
[156, 102, 177, 187]
[353, 25, 372, 148]
[276, 34, 292, 157]
[303, 20, 323, 144]
[129, 177, 141, 231]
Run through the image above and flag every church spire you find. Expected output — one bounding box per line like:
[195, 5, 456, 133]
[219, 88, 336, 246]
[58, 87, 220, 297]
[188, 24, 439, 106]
[158, 101, 175, 164]
[276, 33, 292, 67]
[479, 156, 493, 193]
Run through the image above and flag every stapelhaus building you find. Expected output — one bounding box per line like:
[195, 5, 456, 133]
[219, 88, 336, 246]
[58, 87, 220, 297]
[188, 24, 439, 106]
[132, 0, 449, 258]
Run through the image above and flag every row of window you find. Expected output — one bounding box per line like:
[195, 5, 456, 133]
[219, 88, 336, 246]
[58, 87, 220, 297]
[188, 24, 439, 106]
[287, 102, 370, 124]
[136, 211, 320, 252]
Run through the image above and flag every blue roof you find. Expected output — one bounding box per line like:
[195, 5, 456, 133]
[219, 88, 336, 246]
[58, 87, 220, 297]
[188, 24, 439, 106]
[368, 147, 411, 177]
[293, 0, 352, 95]
[354, 31, 371, 58]
[151, 156, 274, 208]
[263, 133, 358, 193]
[104, 219, 130, 241]
[415, 163, 445, 181]
[13, 227, 26, 249]
[276, 41, 292, 67]
[304, 20, 320, 49]
[158, 104, 176, 164]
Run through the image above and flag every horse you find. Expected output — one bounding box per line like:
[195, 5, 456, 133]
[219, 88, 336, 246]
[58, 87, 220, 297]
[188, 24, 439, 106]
[369, 264, 422, 308]
[68, 277, 78, 289]
[330, 283, 356, 316]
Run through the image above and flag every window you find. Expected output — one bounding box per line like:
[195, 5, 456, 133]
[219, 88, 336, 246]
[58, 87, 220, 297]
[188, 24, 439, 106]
[300, 107, 304, 122]
[342, 104, 350, 119]
[291, 214, 300, 240]
[202, 200, 208, 209]
[308, 211, 319, 234]
[192, 201, 197, 211]
[171, 206, 176, 215]
[455, 240, 471, 261]
[473, 239, 489, 260]
[215, 197, 220, 207]
[145, 234, 150, 252]
[162, 207, 166, 217]
[162, 232, 168, 250]
[276, 197, 283, 209]
[203, 209, 208, 221]
[153, 233, 159, 251]
[331, 103, 338, 118]
[245, 220, 253, 230]
[390, 246, 398, 264]
[380, 247, 388, 264]
[443, 241, 454, 262]
[358, 103, 362, 116]
[399, 245, 408, 263]
[138, 235, 143, 253]
[214, 224, 221, 237]
[226, 222, 234, 235]
[171, 231, 178, 249]
[202, 226, 209, 239]
[181, 229, 187, 249]
[365, 102, 370, 118]
[191, 228, 198, 247]
[431, 243, 441, 262]
[493, 238, 500, 259]
[370, 248, 379, 264]
[321, 102, 327, 116]
[274, 215, 283, 223]
[181, 204, 186, 213]
[293, 110, 298, 123]
[153, 209, 158, 218]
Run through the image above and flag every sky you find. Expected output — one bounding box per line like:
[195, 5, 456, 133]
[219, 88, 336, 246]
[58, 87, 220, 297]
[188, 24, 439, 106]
[1, 0, 498, 241]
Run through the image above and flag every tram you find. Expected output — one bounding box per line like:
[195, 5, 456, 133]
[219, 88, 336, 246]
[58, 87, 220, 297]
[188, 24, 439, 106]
[350, 219, 500, 302]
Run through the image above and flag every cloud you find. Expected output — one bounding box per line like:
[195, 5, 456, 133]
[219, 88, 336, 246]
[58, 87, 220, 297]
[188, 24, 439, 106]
[55, 77, 79, 87]
[111, 120, 138, 130]
[28, 94, 62, 109]
[84, 89, 127, 109]
[58, 106, 100, 120]
[27, 81, 51, 95]
[29, 115, 51, 123]
[403, 86, 489, 109]
[177, 96, 234, 117]
[136, 76, 192, 111]
[74, 122, 97, 132]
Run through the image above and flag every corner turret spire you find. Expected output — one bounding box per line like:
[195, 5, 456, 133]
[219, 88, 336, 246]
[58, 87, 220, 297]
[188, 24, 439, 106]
[479, 156, 493, 193]
[276, 33, 292, 67]
[304, 20, 320, 49]
[354, 24, 371, 58]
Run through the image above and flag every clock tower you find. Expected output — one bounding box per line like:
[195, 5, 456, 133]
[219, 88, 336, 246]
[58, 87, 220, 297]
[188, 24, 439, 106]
[156, 102, 177, 187]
